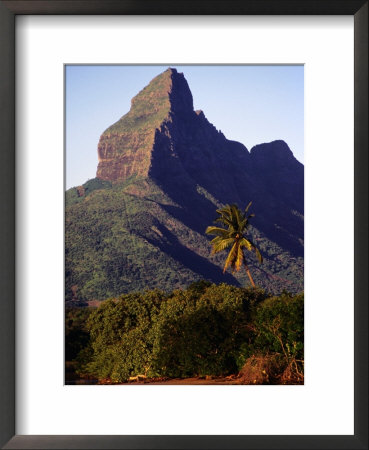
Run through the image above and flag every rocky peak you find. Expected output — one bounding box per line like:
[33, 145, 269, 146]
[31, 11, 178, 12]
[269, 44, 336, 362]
[166, 68, 194, 114]
[250, 140, 294, 160]
[250, 140, 302, 173]
[96, 68, 195, 182]
[250, 140, 304, 214]
[129, 67, 193, 116]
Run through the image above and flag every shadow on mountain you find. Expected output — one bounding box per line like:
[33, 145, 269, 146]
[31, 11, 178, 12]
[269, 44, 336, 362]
[155, 177, 304, 259]
[159, 202, 215, 237]
[153, 179, 220, 234]
[140, 222, 239, 286]
[252, 219, 303, 258]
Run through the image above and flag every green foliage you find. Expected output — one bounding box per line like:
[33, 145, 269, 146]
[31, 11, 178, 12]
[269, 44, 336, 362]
[150, 284, 266, 378]
[83, 178, 112, 194]
[251, 292, 304, 360]
[65, 178, 112, 207]
[104, 70, 172, 135]
[78, 291, 165, 382]
[72, 283, 303, 383]
[65, 179, 206, 302]
[65, 307, 93, 361]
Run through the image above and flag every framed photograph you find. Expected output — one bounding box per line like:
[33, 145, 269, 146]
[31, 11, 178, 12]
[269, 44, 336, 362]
[64, 63, 305, 388]
[0, 1, 367, 449]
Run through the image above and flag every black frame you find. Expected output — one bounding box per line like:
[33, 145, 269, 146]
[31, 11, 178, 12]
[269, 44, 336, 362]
[0, 1, 367, 449]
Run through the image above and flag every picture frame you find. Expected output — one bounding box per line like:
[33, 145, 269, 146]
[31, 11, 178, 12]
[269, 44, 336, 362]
[0, 1, 367, 449]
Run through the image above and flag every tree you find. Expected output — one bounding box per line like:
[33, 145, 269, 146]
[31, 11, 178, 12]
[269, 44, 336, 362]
[205, 203, 262, 287]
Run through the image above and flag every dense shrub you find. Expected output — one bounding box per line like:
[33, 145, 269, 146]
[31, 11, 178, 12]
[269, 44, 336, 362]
[77, 290, 164, 382]
[151, 284, 267, 377]
[251, 292, 304, 359]
[242, 292, 304, 383]
[65, 307, 93, 361]
[72, 283, 303, 383]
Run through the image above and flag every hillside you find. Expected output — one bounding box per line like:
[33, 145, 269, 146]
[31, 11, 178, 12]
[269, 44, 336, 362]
[65, 68, 304, 303]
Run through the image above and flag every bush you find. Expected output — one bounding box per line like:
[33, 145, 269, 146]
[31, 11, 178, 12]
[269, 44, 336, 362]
[150, 287, 240, 377]
[65, 307, 93, 361]
[78, 290, 165, 382]
[238, 354, 285, 384]
[74, 283, 303, 383]
[251, 292, 304, 359]
[245, 292, 304, 383]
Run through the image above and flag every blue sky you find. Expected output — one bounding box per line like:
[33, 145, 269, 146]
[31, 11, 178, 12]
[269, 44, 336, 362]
[66, 65, 304, 189]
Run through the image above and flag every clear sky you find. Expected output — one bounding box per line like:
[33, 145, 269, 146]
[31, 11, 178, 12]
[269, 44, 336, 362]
[66, 65, 304, 189]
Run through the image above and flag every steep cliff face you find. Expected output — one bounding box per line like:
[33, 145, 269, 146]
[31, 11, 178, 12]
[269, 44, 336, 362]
[250, 140, 304, 214]
[149, 108, 251, 205]
[96, 68, 252, 193]
[96, 68, 194, 182]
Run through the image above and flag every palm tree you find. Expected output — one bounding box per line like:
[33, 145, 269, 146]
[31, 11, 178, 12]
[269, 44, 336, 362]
[205, 203, 262, 288]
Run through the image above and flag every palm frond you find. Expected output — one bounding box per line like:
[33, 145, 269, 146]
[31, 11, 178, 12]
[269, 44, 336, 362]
[235, 244, 244, 271]
[254, 246, 263, 264]
[215, 215, 233, 228]
[245, 201, 252, 214]
[230, 204, 243, 229]
[223, 242, 238, 273]
[239, 217, 248, 230]
[211, 237, 235, 254]
[215, 206, 234, 228]
[248, 238, 263, 263]
[216, 205, 232, 219]
[240, 237, 263, 263]
[239, 237, 253, 251]
[205, 226, 230, 237]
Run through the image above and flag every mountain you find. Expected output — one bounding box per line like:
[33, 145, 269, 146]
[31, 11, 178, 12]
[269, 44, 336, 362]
[66, 68, 304, 304]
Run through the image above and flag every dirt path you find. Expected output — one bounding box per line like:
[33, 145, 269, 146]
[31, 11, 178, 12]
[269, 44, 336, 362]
[127, 376, 242, 385]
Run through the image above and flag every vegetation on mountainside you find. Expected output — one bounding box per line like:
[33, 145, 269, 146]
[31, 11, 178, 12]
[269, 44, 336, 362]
[66, 281, 304, 384]
[65, 179, 303, 302]
[65, 178, 112, 206]
[206, 203, 263, 287]
[103, 70, 173, 135]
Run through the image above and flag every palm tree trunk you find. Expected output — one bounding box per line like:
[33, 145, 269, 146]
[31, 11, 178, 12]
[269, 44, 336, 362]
[244, 261, 256, 288]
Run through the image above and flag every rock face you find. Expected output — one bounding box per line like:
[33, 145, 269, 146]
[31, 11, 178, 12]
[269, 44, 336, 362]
[96, 68, 303, 256]
[96, 68, 194, 182]
[96, 68, 250, 188]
